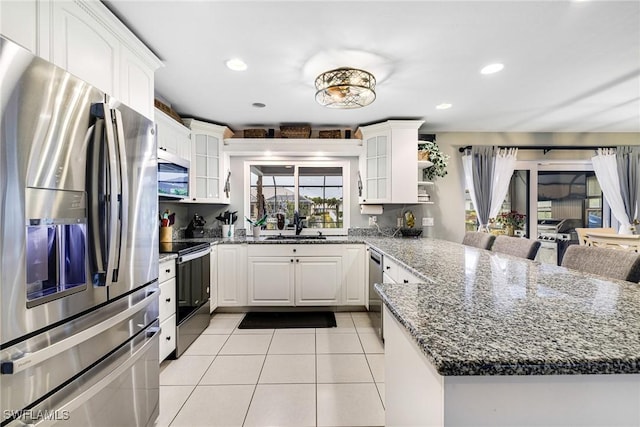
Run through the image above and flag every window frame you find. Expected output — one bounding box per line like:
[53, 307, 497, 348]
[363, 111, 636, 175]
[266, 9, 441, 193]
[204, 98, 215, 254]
[244, 160, 350, 235]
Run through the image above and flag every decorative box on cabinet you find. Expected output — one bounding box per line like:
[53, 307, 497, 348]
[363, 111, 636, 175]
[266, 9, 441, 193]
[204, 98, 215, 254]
[183, 119, 234, 204]
[357, 120, 426, 204]
[158, 258, 177, 361]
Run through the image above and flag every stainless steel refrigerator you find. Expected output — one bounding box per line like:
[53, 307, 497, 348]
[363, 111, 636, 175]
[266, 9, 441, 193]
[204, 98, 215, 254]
[0, 36, 159, 426]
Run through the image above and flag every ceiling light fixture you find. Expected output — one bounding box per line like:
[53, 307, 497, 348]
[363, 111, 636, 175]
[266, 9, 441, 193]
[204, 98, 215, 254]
[226, 58, 247, 71]
[314, 67, 376, 109]
[480, 63, 504, 75]
[436, 103, 452, 110]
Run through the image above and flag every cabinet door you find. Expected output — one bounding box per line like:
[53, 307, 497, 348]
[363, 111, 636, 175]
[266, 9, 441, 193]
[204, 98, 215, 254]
[159, 314, 176, 361]
[159, 277, 176, 322]
[342, 245, 366, 306]
[156, 108, 190, 159]
[0, 0, 37, 54]
[120, 47, 154, 119]
[210, 246, 218, 313]
[217, 245, 247, 306]
[248, 257, 295, 306]
[294, 257, 342, 306]
[51, 1, 119, 96]
[361, 134, 390, 203]
[191, 133, 222, 201]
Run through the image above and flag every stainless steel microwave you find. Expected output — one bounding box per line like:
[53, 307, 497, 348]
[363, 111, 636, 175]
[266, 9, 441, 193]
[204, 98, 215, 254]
[158, 150, 190, 199]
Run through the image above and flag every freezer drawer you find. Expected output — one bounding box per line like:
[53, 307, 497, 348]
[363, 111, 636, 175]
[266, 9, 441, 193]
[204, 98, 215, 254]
[3, 321, 160, 427]
[1, 285, 158, 414]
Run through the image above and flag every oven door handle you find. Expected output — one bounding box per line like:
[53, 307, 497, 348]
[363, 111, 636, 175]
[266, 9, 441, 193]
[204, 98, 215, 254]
[0, 289, 158, 375]
[177, 246, 211, 264]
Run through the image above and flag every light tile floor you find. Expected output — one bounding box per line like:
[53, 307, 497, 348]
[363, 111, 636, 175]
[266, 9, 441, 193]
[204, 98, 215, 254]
[156, 312, 385, 427]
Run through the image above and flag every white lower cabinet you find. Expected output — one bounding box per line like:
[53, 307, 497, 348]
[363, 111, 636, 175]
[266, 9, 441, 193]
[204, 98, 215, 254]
[246, 244, 365, 307]
[158, 258, 177, 361]
[210, 246, 218, 313]
[217, 244, 247, 307]
[294, 257, 342, 305]
[343, 245, 366, 306]
[159, 315, 176, 361]
[248, 257, 295, 305]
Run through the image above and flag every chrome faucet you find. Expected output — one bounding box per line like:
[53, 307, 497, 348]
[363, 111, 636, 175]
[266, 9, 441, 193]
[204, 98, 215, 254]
[293, 210, 306, 235]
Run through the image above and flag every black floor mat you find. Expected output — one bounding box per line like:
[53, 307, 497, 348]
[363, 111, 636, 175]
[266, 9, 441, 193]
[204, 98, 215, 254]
[238, 311, 337, 329]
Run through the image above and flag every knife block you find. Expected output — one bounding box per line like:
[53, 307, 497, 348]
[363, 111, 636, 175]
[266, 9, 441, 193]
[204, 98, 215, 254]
[159, 226, 173, 242]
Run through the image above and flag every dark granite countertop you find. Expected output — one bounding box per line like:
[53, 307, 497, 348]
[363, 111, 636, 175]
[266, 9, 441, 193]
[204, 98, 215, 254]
[367, 237, 640, 376]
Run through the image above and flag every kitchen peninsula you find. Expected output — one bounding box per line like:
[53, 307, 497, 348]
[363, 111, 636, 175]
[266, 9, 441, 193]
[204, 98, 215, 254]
[365, 237, 640, 426]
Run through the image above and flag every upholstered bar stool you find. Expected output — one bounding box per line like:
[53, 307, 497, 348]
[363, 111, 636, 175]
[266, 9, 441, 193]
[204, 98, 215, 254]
[561, 245, 640, 283]
[491, 235, 541, 260]
[462, 231, 496, 250]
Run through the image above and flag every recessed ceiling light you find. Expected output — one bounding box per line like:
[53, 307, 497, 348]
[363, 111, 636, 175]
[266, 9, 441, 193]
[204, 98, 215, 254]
[436, 103, 452, 110]
[226, 58, 247, 71]
[252, 102, 266, 108]
[480, 63, 504, 75]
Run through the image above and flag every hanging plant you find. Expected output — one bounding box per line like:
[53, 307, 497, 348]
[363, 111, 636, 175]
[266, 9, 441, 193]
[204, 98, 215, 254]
[418, 141, 450, 181]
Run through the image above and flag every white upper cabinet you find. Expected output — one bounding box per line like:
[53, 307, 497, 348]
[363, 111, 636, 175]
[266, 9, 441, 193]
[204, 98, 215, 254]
[183, 119, 233, 204]
[1, 0, 162, 119]
[357, 120, 425, 204]
[156, 108, 191, 161]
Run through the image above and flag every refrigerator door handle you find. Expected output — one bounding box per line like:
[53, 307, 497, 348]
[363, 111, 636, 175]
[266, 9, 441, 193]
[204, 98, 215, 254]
[103, 107, 121, 284]
[88, 119, 108, 281]
[112, 108, 129, 282]
[0, 289, 158, 375]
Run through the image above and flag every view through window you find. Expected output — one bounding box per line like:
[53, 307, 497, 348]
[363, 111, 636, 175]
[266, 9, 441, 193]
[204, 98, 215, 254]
[249, 163, 345, 232]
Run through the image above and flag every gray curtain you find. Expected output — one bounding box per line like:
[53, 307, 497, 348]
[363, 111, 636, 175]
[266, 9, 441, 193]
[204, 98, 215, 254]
[470, 146, 495, 230]
[616, 146, 640, 226]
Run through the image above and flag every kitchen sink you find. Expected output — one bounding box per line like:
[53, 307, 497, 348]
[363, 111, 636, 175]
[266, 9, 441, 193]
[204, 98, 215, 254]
[265, 235, 327, 240]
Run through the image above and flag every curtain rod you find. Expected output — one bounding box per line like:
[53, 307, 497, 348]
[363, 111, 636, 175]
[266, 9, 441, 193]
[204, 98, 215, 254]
[457, 145, 617, 154]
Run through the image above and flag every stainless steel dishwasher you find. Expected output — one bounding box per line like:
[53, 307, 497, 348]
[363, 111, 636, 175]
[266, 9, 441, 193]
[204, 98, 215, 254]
[368, 248, 384, 340]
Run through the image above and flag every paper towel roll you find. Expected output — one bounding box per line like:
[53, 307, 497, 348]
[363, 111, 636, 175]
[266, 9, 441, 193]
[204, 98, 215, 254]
[360, 204, 383, 215]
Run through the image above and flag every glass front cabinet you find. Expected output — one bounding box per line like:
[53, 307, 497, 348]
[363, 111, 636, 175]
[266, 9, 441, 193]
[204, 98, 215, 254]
[357, 120, 425, 204]
[182, 119, 233, 204]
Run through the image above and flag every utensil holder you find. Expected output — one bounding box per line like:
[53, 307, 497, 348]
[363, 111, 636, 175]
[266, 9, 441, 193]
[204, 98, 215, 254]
[159, 227, 173, 242]
[252, 226, 261, 238]
[222, 224, 234, 239]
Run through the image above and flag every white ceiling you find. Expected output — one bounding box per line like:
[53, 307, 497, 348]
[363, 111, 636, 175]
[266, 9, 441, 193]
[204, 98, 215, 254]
[103, 0, 640, 134]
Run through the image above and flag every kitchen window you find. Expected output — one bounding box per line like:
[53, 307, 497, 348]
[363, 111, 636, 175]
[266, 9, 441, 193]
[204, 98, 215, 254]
[245, 161, 349, 234]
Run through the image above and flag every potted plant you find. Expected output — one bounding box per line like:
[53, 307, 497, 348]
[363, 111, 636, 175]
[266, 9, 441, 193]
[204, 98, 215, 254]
[494, 210, 526, 236]
[245, 214, 268, 238]
[418, 141, 450, 181]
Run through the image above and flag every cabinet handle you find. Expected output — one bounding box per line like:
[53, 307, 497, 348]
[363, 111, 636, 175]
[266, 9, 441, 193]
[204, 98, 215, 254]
[290, 259, 294, 263]
[293, 249, 297, 253]
[165, 298, 171, 302]
[165, 269, 171, 273]
[166, 336, 171, 341]
[296, 259, 299, 263]
[386, 266, 391, 270]
[403, 279, 409, 283]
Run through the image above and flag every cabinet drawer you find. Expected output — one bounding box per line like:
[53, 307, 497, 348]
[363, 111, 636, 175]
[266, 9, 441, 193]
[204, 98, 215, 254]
[383, 257, 400, 283]
[159, 278, 176, 321]
[159, 259, 176, 283]
[248, 244, 341, 257]
[159, 314, 176, 361]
